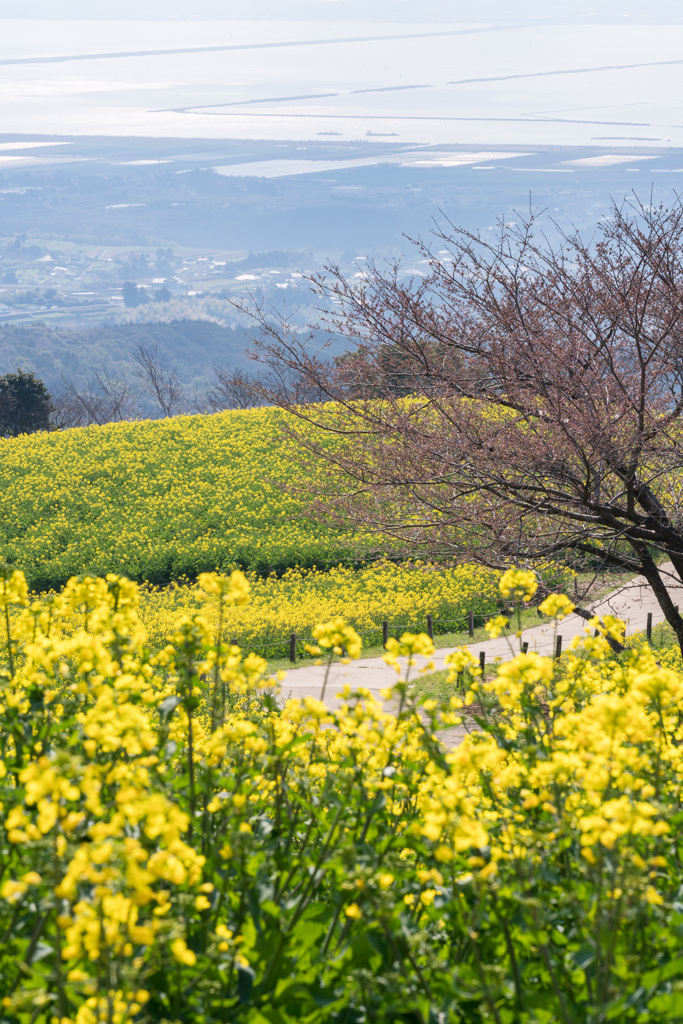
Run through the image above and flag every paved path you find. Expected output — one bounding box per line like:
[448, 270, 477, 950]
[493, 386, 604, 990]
[279, 565, 683, 717]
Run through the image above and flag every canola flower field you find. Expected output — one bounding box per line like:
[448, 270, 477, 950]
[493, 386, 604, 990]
[137, 561, 507, 656]
[0, 409, 364, 591]
[0, 407, 576, 665]
[2, 565, 683, 1021]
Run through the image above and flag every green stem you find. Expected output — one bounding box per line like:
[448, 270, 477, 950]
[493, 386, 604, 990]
[320, 650, 334, 703]
[4, 599, 14, 678]
[187, 703, 196, 845]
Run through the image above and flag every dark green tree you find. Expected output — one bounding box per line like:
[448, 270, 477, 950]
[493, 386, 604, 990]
[122, 281, 150, 308]
[0, 369, 52, 437]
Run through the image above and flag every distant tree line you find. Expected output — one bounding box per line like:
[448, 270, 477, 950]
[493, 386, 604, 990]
[0, 319, 256, 414]
[122, 281, 172, 307]
[0, 355, 330, 435]
[0, 320, 342, 430]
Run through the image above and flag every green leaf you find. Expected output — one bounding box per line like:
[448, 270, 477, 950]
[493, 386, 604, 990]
[642, 954, 683, 988]
[572, 944, 595, 970]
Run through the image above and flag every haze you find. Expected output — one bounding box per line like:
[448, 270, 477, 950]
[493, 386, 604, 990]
[4, 0, 683, 22]
[1, 0, 682, 402]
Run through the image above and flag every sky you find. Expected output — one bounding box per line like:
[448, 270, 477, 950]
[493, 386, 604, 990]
[3, 0, 683, 22]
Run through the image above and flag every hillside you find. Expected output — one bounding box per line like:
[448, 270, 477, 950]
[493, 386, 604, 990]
[0, 407, 369, 590]
[0, 321, 254, 408]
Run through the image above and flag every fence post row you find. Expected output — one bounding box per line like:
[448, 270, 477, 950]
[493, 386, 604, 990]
[264, 603, 508, 664]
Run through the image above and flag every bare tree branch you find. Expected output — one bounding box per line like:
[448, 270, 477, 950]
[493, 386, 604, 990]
[133, 342, 184, 418]
[238, 193, 683, 654]
[55, 370, 140, 427]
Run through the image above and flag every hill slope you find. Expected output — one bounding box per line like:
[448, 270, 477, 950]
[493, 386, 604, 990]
[0, 321, 254, 406]
[0, 408, 365, 590]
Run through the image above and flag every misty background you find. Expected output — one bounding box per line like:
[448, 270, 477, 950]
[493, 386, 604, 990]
[0, 0, 681, 419]
[4, 0, 683, 23]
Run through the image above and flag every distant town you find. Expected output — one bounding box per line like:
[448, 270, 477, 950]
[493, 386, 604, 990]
[0, 234, 316, 329]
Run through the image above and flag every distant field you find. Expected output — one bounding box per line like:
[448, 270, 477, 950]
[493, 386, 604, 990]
[0, 408, 367, 590]
[138, 561, 506, 659]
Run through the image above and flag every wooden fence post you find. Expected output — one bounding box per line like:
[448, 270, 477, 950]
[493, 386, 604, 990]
[522, 641, 528, 654]
[289, 633, 297, 663]
[647, 613, 653, 641]
[382, 620, 389, 648]
[426, 613, 433, 640]
[555, 635, 563, 660]
[468, 610, 474, 637]
[479, 651, 485, 676]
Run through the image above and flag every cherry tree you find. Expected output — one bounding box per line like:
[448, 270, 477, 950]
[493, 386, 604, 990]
[242, 197, 683, 651]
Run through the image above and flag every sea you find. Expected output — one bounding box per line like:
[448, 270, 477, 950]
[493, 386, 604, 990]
[0, 17, 682, 166]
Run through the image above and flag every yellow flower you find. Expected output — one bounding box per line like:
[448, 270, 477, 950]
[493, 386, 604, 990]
[345, 902, 363, 920]
[171, 937, 197, 966]
[0, 879, 28, 903]
[445, 648, 477, 674]
[644, 886, 664, 906]
[383, 632, 435, 674]
[0, 566, 29, 609]
[197, 570, 250, 606]
[312, 618, 362, 660]
[499, 568, 538, 602]
[538, 594, 575, 619]
[484, 615, 509, 639]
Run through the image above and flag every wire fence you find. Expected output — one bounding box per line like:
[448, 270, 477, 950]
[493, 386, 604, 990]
[230, 588, 652, 670]
[227, 601, 514, 662]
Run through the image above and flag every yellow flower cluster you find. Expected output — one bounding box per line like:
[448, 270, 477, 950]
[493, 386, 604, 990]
[308, 617, 363, 660]
[0, 570, 680, 1021]
[498, 567, 538, 602]
[138, 560, 505, 655]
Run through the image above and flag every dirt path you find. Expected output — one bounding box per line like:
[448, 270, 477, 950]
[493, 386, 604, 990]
[279, 565, 683, 726]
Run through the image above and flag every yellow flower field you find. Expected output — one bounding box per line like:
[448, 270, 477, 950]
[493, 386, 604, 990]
[137, 560, 506, 655]
[1, 566, 682, 1021]
[0, 408, 363, 590]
